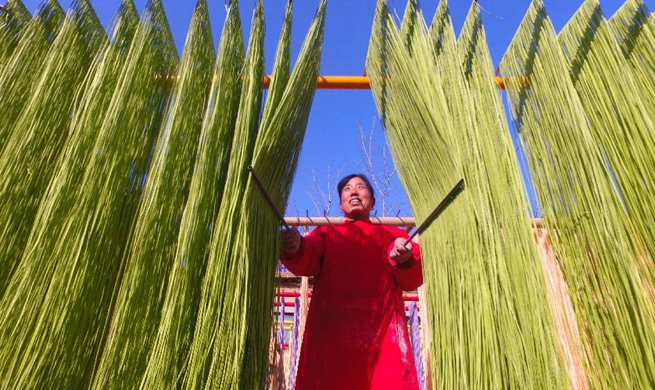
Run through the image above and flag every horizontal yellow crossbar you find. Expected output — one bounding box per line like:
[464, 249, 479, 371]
[263, 75, 525, 90]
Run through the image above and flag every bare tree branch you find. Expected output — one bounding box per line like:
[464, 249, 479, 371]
[302, 165, 344, 217]
[358, 118, 398, 216]
[303, 118, 402, 219]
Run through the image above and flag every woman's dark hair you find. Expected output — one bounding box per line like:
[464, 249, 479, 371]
[337, 174, 375, 200]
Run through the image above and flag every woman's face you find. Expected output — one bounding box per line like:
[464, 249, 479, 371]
[340, 177, 375, 220]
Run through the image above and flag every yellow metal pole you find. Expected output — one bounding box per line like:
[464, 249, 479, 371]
[263, 75, 517, 90]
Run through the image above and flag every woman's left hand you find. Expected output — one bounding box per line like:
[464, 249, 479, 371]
[390, 237, 413, 264]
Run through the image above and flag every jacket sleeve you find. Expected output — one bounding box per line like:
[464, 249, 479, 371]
[387, 235, 423, 291]
[280, 227, 324, 277]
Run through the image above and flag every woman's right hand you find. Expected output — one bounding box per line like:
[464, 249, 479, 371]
[280, 227, 301, 255]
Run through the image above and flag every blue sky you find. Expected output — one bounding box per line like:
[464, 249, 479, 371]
[19, 0, 655, 217]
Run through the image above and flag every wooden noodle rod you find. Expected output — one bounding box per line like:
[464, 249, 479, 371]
[283, 216, 543, 228]
[283, 216, 416, 227]
[262, 75, 515, 90]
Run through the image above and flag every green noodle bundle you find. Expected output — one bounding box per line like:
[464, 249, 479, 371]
[0, 0, 65, 297]
[0, 0, 104, 298]
[182, 3, 266, 387]
[558, 0, 655, 288]
[609, 0, 655, 110]
[0, 0, 31, 69]
[139, 1, 244, 387]
[184, 1, 325, 387]
[501, 0, 655, 387]
[368, 0, 566, 387]
[236, 1, 325, 386]
[456, 3, 567, 388]
[0, 0, 176, 387]
[91, 1, 214, 387]
[0, 0, 64, 155]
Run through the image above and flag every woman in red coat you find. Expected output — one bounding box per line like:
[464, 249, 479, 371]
[280, 174, 423, 390]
